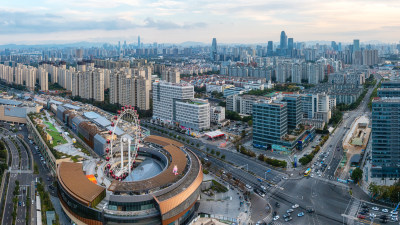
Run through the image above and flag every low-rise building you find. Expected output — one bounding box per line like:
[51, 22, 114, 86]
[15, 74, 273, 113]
[210, 106, 225, 125]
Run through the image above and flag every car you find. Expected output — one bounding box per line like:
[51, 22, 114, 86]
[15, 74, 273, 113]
[275, 202, 280, 208]
[297, 212, 304, 217]
[261, 185, 267, 190]
[292, 204, 299, 209]
[283, 214, 290, 218]
[391, 216, 398, 221]
[18, 201, 21, 206]
[284, 217, 292, 222]
[357, 214, 366, 219]
[391, 210, 398, 215]
[328, 166, 331, 170]
[22, 202, 25, 207]
[307, 208, 315, 213]
[361, 204, 368, 209]
[287, 209, 294, 213]
[359, 211, 367, 215]
[282, 176, 288, 180]
[382, 209, 389, 213]
[369, 213, 376, 218]
[273, 215, 279, 221]
[372, 207, 379, 211]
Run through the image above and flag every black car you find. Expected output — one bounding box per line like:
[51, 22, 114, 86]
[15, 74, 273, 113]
[275, 202, 280, 208]
[307, 208, 315, 213]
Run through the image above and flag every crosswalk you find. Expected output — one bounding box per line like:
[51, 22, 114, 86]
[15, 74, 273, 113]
[346, 198, 361, 225]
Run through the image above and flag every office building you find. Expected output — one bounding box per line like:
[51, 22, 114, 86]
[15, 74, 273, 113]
[253, 101, 288, 149]
[371, 97, 400, 178]
[282, 95, 302, 130]
[153, 81, 194, 123]
[153, 81, 210, 131]
[353, 39, 360, 52]
[280, 31, 287, 49]
[267, 41, 273, 56]
[211, 38, 218, 62]
[288, 38, 294, 51]
[175, 99, 210, 131]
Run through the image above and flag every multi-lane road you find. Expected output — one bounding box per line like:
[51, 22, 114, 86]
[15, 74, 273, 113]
[1, 131, 33, 225]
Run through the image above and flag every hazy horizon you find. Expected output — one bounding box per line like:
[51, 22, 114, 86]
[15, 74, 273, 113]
[1, 0, 400, 45]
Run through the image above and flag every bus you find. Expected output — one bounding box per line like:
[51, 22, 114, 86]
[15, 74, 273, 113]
[304, 168, 311, 176]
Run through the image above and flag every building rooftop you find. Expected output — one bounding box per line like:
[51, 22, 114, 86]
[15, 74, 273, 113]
[373, 97, 400, 103]
[57, 162, 105, 206]
[107, 136, 187, 192]
[0, 99, 22, 106]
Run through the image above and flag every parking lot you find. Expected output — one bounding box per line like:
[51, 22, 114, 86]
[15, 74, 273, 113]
[353, 201, 398, 224]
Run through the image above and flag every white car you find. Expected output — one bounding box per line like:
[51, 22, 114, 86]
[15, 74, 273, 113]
[328, 166, 331, 170]
[273, 215, 279, 221]
[372, 207, 379, 211]
[391, 216, 398, 221]
[282, 176, 288, 180]
[382, 208, 389, 213]
[391, 210, 398, 215]
[292, 204, 299, 209]
[369, 213, 376, 218]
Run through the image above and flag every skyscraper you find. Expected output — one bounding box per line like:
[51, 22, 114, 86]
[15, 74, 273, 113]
[138, 36, 141, 49]
[280, 31, 287, 49]
[211, 38, 218, 62]
[353, 39, 360, 52]
[267, 41, 273, 56]
[288, 38, 294, 50]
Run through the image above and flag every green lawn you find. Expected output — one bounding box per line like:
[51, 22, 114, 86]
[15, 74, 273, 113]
[44, 122, 57, 132]
[43, 122, 67, 147]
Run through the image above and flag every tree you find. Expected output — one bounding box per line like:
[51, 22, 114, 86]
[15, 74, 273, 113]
[216, 151, 220, 156]
[221, 155, 225, 159]
[211, 149, 215, 155]
[247, 120, 253, 126]
[351, 168, 363, 183]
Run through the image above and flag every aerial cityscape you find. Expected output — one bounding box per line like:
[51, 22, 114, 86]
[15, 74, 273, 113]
[0, 1, 400, 225]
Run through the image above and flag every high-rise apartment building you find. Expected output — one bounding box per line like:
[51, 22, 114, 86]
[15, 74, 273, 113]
[72, 68, 104, 102]
[38, 67, 48, 91]
[109, 69, 151, 110]
[161, 69, 180, 83]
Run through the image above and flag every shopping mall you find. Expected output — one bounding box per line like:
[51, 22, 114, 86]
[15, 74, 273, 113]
[57, 135, 203, 225]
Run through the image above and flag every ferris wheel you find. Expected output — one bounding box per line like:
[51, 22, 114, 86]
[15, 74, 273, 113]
[104, 105, 142, 181]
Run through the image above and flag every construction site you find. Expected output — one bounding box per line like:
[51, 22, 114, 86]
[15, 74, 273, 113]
[337, 115, 371, 180]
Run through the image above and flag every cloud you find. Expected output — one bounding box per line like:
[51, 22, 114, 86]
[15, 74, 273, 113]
[0, 10, 206, 34]
[144, 18, 206, 30]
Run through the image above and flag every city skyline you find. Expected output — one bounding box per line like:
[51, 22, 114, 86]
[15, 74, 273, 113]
[1, 0, 400, 45]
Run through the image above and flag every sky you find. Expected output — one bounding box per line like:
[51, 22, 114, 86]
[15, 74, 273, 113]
[0, 0, 399, 45]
